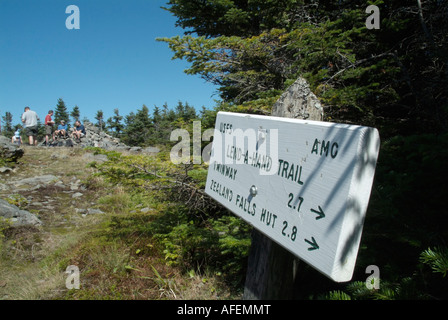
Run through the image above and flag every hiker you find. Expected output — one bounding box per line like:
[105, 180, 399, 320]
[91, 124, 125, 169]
[44, 110, 55, 145]
[11, 129, 22, 146]
[71, 120, 86, 141]
[21, 106, 40, 146]
[53, 120, 68, 140]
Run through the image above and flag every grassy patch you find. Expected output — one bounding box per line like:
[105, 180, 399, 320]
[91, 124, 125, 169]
[1, 147, 241, 300]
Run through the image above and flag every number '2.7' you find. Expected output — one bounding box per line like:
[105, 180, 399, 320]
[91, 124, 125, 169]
[288, 193, 304, 212]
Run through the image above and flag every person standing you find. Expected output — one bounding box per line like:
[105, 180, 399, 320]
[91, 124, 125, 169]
[44, 110, 55, 145]
[21, 106, 40, 146]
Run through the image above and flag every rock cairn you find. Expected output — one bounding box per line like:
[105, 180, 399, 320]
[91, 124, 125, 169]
[74, 121, 129, 150]
[42, 121, 160, 154]
[271, 77, 324, 120]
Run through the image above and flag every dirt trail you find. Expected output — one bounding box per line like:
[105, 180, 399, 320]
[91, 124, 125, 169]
[0, 146, 107, 299]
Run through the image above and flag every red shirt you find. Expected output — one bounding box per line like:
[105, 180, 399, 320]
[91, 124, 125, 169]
[45, 114, 53, 126]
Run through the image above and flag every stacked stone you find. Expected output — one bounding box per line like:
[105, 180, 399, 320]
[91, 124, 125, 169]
[39, 121, 160, 154]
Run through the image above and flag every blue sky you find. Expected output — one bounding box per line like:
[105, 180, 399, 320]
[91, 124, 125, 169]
[0, 0, 218, 128]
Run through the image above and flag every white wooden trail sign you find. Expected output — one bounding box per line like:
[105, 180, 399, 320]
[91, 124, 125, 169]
[205, 112, 380, 282]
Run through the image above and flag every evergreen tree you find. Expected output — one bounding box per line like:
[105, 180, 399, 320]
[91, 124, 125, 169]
[36, 118, 45, 143]
[119, 103, 201, 146]
[71, 105, 81, 122]
[152, 104, 177, 143]
[151, 106, 162, 141]
[183, 102, 197, 122]
[159, 0, 448, 300]
[136, 105, 152, 129]
[160, 0, 448, 133]
[174, 101, 197, 122]
[54, 98, 70, 125]
[158, 102, 176, 123]
[122, 105, 152, 146]
[1, 111, 13, 137]
[164, 0, 301, 37]
[95, 110, 104, 131]
[153, 105, 162, 124]
[161, 103, 169, 119]
[106, 108, 124, 137]
[200, 105, 218, 129]
[122, 111, 138, 146]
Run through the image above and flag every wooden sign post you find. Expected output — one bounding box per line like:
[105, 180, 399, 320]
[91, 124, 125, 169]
[205, 112, 380, 296]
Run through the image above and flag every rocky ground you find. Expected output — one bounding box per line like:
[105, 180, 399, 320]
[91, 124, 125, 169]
[0, 146, 108, 226]
[0, 144, 233, 300]
[38, 121, 160, 155]
[0, 145, 111, 299]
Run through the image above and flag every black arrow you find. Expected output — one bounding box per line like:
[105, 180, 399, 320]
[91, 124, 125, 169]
[305, 237, 319, 251]
[311, 206, 325, 220]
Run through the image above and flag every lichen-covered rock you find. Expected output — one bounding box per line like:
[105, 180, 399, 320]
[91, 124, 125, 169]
[0, 199, 42, 227]
[271, 77, 324, 121]
[0, 136, 24, 163]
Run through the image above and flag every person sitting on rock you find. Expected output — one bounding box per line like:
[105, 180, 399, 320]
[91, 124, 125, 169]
[71, 120, 86, 142]
[53, 120, 68, 140]
[11, 129, 22, 146]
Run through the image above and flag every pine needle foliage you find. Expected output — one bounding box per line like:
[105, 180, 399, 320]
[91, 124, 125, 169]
[420, 247, 448, 278]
